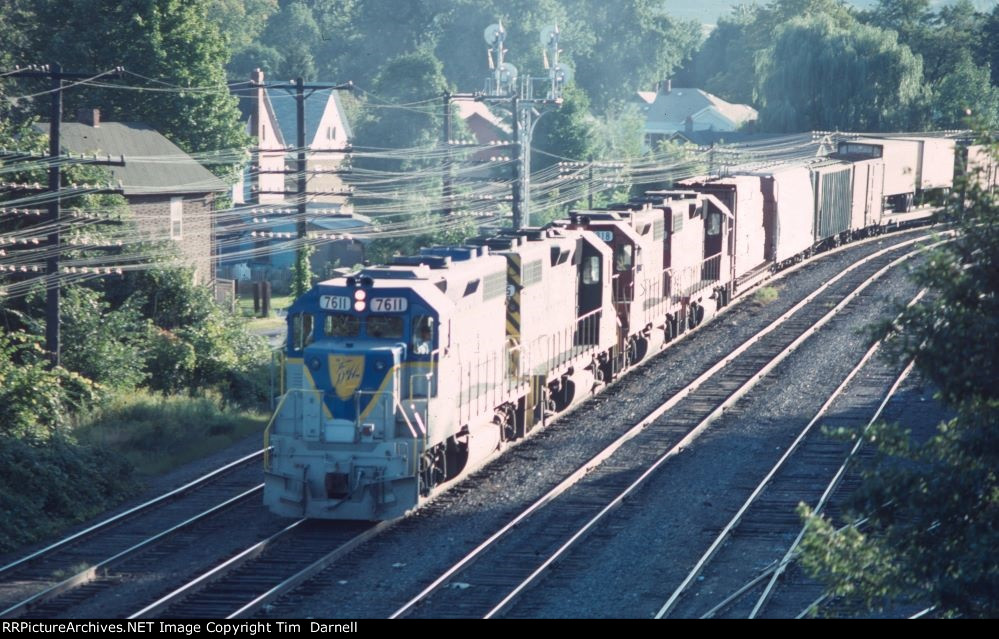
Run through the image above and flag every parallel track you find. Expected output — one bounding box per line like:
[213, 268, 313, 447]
[0, 450, 265, 618]
[385, 238, 941, 619]
[656, 316, 921, 618]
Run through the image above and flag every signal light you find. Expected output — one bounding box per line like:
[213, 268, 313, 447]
[354, 300, 366, 312]
[354, 289, 367, 301]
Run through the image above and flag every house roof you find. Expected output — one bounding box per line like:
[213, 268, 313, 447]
[456, 101, 512, 136]
[235, 88, 286, 147]
[269, 88, 352, 148]
[640, 88, 757, 129]
[35, 121, 228, 196]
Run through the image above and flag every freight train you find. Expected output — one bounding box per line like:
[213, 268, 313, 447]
[263, 133, 996, 520]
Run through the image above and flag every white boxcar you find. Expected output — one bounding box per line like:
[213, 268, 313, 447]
[748, 164, 815, 264]
[849, 157, 886, 230]
[842, 138, 920, 197]
[965, 144, 998, 191]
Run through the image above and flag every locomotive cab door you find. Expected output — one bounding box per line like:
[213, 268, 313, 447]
[575, 239, 603, 346]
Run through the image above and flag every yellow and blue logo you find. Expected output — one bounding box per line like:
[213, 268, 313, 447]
[328, 354, 365, 401]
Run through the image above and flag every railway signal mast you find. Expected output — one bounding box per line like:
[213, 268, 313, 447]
[481, 22, 573, 229]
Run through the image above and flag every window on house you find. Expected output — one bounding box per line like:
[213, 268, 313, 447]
[170, 197, 183, 240]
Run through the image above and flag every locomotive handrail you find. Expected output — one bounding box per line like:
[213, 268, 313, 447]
[406, 349, 439, 401]
[263, 392, 293, 471]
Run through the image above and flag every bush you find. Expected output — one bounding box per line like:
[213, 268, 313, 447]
[0, 434, 136, 554]
[0, 331, 96, 440]
[75, 390, 268, 475]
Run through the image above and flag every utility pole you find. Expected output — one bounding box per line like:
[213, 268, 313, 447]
[512, 94, 522, 229]
[249, 76, 352, 296]
[442, 91, 452, 216]
[46, 64, 62, 367]
[4, 64, 124, 366]
[295, 77, 307, 245]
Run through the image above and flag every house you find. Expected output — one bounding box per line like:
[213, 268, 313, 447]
[456, 100, 511, 161]
[226, 70, 365, 284]
[636, 81, 758, 150]
[36, 109, 229, 284]
[233, 69, 352, 209]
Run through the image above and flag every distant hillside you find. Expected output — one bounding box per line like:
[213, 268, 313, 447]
[664, 0, 997, 26]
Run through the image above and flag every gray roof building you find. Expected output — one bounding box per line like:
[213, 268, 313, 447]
[35, 112, 228, 196]
[636, 83, 758, 147]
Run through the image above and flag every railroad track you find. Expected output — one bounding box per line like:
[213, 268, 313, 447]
[655, 309, 921, 619]
[384, 238, 942, 619]
[0, 450, 266, 618]
[128, 519, 387, 619]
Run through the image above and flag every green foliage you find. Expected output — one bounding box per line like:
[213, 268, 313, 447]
[756, 14, 927, 132]
[354, 50, 449, 168]
[799, 141, 999, 617]
[291, 244, 316, 298]
[257, 1, 321, 80]
[145, 329, 198, 395]
[681, 0, 858, 106]
[930, 52, 999, 130]
[24, 0, 247, 159]
[108, 266, 270, 398]
[54, 287, 149, 393]
[0, 331, 95, 440]
[0, 434, 136, 554]
[532, 85, 598, 173]
[207, 0, 278, 53]
[75, 389, 268, 475]
[560, 0, 702, 112]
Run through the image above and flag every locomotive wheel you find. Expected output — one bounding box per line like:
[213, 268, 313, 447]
[495, 405, 517, 442]
[419, 445, 446, 496]
[692, 302, 705, 327]
[664, 315, 677, 342]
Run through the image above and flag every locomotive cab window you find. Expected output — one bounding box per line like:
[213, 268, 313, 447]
[325, 313, 359, 338]
[411, 316, 435, 355]
[707, 211, 722, 236]
[582, 256, 601, 284]
[291, 313, 315, 351]
[615, 243, 634, 272]
[367, 315, 404, 339]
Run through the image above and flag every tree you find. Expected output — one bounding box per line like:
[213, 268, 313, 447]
[257, 1, 322, 80]
[930, 53, 999, 130]
[755, 14, 927, 132]
[26, 0, 247, 159]
[798, 140, 999, 618]
[562, 0, 701, 112]
[351, 50, 449, 171]
[983, 5, 999, 87]
[680, 0, 857, 107]
[532, 85, 598, 173]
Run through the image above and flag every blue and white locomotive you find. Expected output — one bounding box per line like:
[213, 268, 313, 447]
[264, 228, 619, 520]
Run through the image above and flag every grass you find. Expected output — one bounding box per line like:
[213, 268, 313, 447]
[753, 285, 780, 306]
[74, 390, 269, 476]
[236, 291, 293, 319]
[235, 290, 293, 334]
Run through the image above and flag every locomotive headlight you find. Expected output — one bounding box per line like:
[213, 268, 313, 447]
[374, 360, 387, 371]
[354, 300, 366, 312]
[308, 357, 321, 371]
[354, 289, 367, 301]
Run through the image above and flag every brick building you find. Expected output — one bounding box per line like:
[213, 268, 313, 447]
[37, 109, 228, 283]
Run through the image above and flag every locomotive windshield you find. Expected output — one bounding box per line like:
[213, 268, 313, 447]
[325, 313, 360, 338]
[367, 315, 404, 339]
